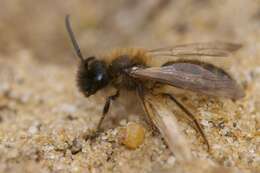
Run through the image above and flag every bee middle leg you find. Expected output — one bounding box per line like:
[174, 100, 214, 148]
[160, 92, 210, 151]
[136, 84, 159, 132]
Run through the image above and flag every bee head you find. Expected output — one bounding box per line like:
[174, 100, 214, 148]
[65, 16, 110, 97]
[77, 57, 110, 97]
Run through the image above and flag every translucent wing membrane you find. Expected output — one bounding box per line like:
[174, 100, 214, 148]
[148, 42, 242, 58]
[138, 93, 192, 161]
[130, 61, 245, 100]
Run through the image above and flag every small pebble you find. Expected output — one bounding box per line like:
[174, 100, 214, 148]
[119, 119, 127, 126]
[28, 122, 41, 135]
[166, 156, 176, 165]
[119, 122, 146, 149]
[55, 103, 77, 114]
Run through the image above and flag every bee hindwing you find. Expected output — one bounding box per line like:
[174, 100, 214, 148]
[141, 94, 193, 161]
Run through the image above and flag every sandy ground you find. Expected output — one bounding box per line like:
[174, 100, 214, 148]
[0, 1, 259, 173]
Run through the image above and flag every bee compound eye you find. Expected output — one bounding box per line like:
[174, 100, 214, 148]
[95, 73, 104, 81]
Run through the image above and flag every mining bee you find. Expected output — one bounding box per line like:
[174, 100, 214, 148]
[65, 15, 244, 152]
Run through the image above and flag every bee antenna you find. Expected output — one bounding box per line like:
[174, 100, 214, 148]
[65, 15, 84, 62]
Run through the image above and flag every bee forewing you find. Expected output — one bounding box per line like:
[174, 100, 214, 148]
[142, 94, 193, 161]
[147, 42, 242, 68]
[130, 62, 245, 100]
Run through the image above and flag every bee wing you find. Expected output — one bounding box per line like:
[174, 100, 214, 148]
[130, 62, 245, 100]
[148, 42, 242, 58]
[138, 92, 192, 161]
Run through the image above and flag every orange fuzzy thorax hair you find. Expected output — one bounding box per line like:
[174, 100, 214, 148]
[103, 48, 152, 65]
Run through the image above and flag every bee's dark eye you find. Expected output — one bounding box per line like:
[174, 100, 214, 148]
[77, 59, 110, 97]
[89, 61, 109, 84]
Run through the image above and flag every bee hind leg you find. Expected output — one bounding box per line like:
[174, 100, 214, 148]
[160, 93, 210, 151]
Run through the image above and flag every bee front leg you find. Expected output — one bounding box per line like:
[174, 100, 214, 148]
[88, 90, 120, 140]
[97, 90, 120, 131]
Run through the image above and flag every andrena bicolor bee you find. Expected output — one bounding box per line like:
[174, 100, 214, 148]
[65, 15, 244, 152]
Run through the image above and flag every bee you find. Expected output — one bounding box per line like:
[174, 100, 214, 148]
[65, 15, 244, 153]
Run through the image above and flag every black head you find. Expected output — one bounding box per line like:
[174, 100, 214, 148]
[65, 15, 110, 97]
[77, 57, 110, 97]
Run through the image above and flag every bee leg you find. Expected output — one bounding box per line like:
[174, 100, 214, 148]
[87, 90, 120, 140]
[161, 93, 210, 151]
[136, 85, 159, 133]
[97, 90, 120, 132]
